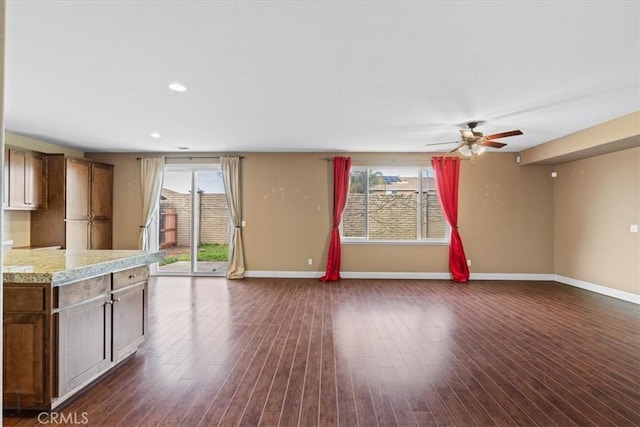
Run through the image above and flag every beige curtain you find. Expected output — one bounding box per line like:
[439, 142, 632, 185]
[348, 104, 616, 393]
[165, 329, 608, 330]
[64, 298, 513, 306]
[221, 156, 245, 279]
[138, 156, 165, 250]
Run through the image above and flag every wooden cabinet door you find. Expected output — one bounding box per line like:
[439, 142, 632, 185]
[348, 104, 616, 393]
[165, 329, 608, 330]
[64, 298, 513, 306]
[91, 163, 113, 220]
[90, 220, 112, 250]
[66, 220, 90, 250]
[65, 158, 91, 220]
[26, 152, 46, 209]
[111, 282, 147, 362]
[56, 297, 112, 397]
[6, 148, 47, 210]
[8, 149, 27, 208]
[3, 313, 47, 407]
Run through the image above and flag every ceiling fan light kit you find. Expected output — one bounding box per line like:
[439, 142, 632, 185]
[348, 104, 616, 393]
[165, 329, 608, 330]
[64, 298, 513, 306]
[458, 145, 472, 156]
[471, 144, 486, 155]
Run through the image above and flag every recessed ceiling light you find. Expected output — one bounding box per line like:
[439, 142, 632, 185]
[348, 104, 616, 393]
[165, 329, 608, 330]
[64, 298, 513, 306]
[150, 132, 162, 139]
[168, 82, 187, 92]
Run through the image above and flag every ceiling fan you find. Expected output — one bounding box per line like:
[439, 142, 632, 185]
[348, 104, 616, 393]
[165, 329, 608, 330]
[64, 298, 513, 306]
[426, 121, 523, 156]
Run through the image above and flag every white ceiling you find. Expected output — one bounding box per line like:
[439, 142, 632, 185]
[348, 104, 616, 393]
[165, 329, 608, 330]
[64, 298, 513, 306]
[5, 1, 639, 154]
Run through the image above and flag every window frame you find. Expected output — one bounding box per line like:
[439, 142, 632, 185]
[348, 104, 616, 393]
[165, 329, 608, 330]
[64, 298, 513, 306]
[341, 166, 451, 245]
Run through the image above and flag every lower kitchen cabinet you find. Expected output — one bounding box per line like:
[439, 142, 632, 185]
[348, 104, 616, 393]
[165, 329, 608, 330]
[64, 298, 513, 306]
[3, 312, 49, 408]
[56, 274, 112, 397]
[112, 282, 147, 362]
[111, 265, 149, 362]
[2, 265, 150, 410]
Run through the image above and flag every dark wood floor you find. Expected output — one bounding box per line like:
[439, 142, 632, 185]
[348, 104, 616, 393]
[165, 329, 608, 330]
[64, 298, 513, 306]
[4, 277, 640, 426]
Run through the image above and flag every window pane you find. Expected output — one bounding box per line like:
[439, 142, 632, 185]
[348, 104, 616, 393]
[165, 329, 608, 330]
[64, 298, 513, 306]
[194, 171, 229, 274]
[343, 166, 448, 242]
[421, 169, 446, 239]
[343, 169, 367, 238]
[368, 168, 418, 240]
[159, 171, 192, 271]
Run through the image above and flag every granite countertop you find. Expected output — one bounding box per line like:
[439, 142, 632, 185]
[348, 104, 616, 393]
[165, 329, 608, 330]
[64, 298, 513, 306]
[3, 249, 165, 286]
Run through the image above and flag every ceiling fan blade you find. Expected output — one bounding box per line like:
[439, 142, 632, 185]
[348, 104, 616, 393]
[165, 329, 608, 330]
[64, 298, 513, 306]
[480, 140, 507, 149]
[425, 141, 459, 147]
[485, 130, 523, 140]
[449, 143, 465, 153]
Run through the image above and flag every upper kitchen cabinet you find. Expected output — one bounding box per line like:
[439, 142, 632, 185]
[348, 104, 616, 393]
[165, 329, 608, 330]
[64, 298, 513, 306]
[5, 146, 46, 210]
[65, 158, 91, 220]
[31, 155, 113, 249]
[89, 162, 113, 220]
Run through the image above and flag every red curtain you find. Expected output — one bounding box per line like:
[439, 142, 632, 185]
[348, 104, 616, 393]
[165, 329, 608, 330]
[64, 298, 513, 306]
[320, 156, 352, 282]
[431, 156, 470, 283]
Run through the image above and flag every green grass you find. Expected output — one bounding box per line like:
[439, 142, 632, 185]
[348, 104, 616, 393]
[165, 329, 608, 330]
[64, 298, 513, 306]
[159, 243, 228, 266]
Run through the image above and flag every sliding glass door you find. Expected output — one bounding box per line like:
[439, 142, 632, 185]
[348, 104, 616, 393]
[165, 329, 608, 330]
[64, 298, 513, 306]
[156, 163, 229, 275]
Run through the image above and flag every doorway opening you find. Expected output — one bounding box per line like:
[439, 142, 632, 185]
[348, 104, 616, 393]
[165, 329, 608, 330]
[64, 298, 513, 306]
[154, 163, 229, 276]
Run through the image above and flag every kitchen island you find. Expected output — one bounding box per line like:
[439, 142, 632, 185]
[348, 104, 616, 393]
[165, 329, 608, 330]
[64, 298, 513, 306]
[3, 249, 164, 411]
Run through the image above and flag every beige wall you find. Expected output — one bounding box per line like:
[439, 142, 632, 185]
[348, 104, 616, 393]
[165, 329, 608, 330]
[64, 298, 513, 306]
[3, 211, 30, 247]
[460, 153, 554, 273]
[242, 153, 331, 271]
[88, 151, 554, 275]
[554, 147, 640, 294]
[3, 133, 84, 247]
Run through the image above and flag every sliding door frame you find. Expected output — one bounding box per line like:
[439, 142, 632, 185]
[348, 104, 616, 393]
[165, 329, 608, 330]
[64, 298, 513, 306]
[150, 162, 228, 277]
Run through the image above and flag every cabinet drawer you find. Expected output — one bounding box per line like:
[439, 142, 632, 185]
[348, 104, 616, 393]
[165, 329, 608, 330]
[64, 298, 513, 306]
[4, 287, 47, 312]
[56, 275, 110, 309]
[112, 266, 148, 290]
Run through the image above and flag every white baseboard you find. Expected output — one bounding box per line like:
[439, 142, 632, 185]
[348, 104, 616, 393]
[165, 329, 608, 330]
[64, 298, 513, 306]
[245, 271, 552, 281]
[340, 271, 451, 279]
[245, 271, 452, 280]
[470, 273, 554, 281]
[244, 271, 323, 279]
[554, 275, 640, 304]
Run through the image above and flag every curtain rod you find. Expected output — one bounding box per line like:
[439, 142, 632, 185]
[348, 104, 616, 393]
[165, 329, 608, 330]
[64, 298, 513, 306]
[321, 156, 467, 161]
[136, 156, 244, 160]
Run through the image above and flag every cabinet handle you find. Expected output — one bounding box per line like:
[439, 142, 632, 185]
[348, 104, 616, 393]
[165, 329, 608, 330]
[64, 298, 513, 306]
[105, 300, 114, 305]
[129, 274, 136, 279]
[113, 297, 121, 303]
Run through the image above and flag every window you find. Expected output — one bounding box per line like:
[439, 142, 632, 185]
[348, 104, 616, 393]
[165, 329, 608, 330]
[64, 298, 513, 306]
[342, 167, 449, 243]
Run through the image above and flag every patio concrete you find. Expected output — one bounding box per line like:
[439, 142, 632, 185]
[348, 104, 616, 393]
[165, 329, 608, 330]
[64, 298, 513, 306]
[158, 261, 228, 274]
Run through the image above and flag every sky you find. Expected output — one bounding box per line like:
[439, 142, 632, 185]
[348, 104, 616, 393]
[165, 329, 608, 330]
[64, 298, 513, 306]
[163, 171, 225, 194]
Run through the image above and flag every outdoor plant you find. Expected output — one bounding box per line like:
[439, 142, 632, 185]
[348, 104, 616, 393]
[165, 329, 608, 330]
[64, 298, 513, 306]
[159, 243, 228, 266]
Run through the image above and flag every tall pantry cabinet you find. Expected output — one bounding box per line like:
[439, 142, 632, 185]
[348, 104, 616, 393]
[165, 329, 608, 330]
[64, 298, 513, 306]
[31, 155, 114, 249]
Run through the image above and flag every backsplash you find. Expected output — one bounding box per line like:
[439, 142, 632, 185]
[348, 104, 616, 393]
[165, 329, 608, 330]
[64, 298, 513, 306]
[3, 210, 30, 247]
